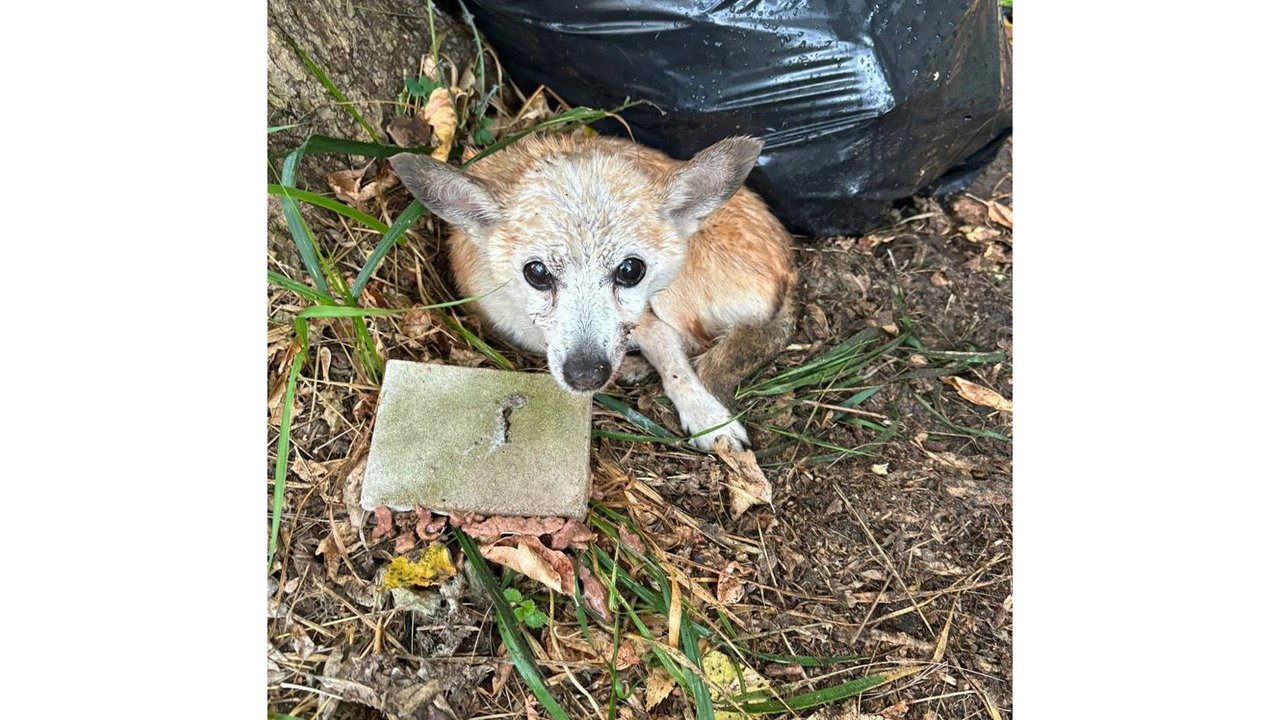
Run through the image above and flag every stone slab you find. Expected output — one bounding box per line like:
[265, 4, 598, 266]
[361, 360, 592, 519]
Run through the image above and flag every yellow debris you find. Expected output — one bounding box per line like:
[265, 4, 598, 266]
[382, 543, 456, 589]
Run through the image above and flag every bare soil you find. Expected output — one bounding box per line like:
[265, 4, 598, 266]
[267, 141, 1013, 720]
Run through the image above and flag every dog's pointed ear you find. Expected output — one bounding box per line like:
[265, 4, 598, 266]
[390, 153, 500, 236]
[661, 136, 764, 238]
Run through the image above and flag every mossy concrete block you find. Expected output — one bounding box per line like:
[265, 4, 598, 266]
[361, 360, 592, 519]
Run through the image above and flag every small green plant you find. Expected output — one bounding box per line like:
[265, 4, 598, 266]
[472, 116, 495, 147]
[503, 588, 549, 629]
[404, 73, 442, 99]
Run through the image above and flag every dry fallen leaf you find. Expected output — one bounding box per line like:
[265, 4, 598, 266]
[317, 525, 358, 579]
[328, 162, 399, 206]
[549, 518, 595, 550]
[455, 514, 567, 542]
[577, 560, 613, 622]
[553, 627, 643, 669]
[618, 525, 647, 556]
[644, 668, 677, 710]
[961, 225, 1003, 244]
[871, 463, 890, 476]
[951, 196, 989, 226]
[421, 87, 457, 162]
[343, 455, 368, 536]
[414, 506, 447, 541]
[717, 562, 746, 605]
[481, 535, 575, 594]
[943, 376, 1012, 413]
[987, 200, 1013, 229]
[371, 506, 395, 541]
[386, 115, 431, 148]
[394, 531, 416, 554]
[401, 308, 439, 340]
[319, 652, 443, 718]
[714, 438, 774, 519]
[327, 165, 371, 204]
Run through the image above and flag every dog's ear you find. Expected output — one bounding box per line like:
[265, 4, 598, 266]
[390, 153, 501, 237]
[661, 136, 764, 238]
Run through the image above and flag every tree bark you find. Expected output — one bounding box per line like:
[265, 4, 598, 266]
[267, 0, 473, 275]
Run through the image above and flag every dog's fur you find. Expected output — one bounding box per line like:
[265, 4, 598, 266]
[391, 133, 795, 450]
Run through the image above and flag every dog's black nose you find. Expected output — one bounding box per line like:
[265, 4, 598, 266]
[562, 352, 612, 392]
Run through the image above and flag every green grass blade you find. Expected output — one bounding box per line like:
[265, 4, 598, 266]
[267, 184, 389, 233]
[441, 312, 515, 369]
[301, 134, 431, 158]
[267, 124, 304, 135]
[351, 200, 426, 296]
[277, 144, 332, 298]
[268, 270, 333, 305]
[913, 392, 1011, 442]
[681, 619, 715, 720]
[591, 429, 684, 446]
[844, 386, 884, 406]
[295, 305, 408, 320]
[593, 557, 691, 691]
[453, 528, 570, 720]
[282, 34, 379, 142]
[268, 322, 309, 570]
[592, 394, 677, 439]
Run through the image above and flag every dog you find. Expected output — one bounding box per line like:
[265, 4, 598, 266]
[390, 133, 795, 451]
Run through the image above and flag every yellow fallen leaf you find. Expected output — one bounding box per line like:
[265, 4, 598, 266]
[944, 376, 1012, 413]
[702, 649, 770, 720]
[420, 86, 457, 162]
[382, 543, 456, 589]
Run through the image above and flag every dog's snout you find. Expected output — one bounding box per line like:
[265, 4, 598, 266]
[562, 351, 613, 392]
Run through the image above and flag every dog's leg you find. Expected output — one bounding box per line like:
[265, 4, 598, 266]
[634, 315, 750, 451]
[695, 290, 796, 403]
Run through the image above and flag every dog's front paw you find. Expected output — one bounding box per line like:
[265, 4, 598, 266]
[679, 394, 750, 452]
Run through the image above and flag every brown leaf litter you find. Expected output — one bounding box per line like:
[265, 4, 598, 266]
[943, 376, 1012, 413]
[712, 437, 774, 518]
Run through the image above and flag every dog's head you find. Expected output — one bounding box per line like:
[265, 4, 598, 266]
[391, 136, 762, 394]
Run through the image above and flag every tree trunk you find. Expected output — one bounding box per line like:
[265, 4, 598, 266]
[267, 0, 473, 276]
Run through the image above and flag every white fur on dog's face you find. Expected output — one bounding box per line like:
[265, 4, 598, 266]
[493, 152, 687, 394]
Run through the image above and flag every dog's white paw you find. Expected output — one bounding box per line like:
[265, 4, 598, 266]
[678, 394, 750, 452]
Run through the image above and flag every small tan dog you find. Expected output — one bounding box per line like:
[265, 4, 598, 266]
[391, 134, 795, 450]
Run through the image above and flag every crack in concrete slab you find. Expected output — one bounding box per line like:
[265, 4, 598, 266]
[471, 392, 527, 458]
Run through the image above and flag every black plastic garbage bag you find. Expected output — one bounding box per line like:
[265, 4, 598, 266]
[465, 0, 1012, 237]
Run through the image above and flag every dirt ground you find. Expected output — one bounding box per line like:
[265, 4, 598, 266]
[267, 139, 1012, 719]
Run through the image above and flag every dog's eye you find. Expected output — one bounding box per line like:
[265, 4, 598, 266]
[613, 257, 646, 288]
[523, 261, 554, 291]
